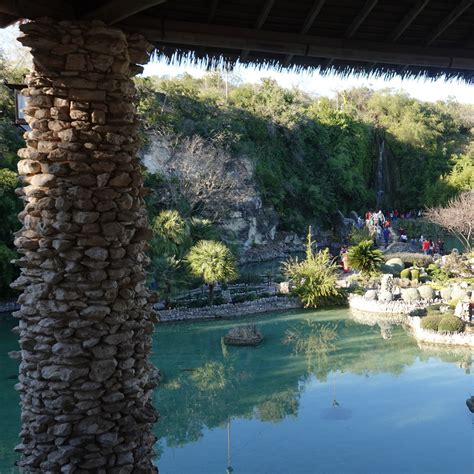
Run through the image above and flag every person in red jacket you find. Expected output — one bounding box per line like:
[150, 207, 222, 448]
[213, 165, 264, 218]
[422, 239, 430, 255]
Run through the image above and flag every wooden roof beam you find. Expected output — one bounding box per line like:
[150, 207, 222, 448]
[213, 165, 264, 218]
[82, 0, 166, 25]
[283, 0, 326, 66]
[389, 0, 430, 42]
[426, 0, 473, 46]
[371, 1, 431, 75]
[301, 0, 327, 35]
[124, 18, 474, 70]
[208, 0, 219, 23]
[241, 0, 275, 62]
[321, 0, 379, 68]
[0, 0, 73, 19]
[345, 0, 378, 39]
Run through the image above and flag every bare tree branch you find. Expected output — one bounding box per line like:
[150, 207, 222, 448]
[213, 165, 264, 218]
[425, 190, 474, 252]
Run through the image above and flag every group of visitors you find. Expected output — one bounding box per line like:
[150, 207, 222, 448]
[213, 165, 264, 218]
[365, 210, 392, 247]
[363, 209, 446, 255]
[364, 209, 422, 227]
[419, 237, 445, 255]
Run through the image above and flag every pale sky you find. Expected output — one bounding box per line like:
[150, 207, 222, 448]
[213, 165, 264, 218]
[1, 24, 473, 104]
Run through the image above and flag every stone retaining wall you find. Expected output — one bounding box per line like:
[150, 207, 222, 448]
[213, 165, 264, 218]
[348, 296, 474, 348]
[348, 294, 426, 315]
[407, 317, 474, 347]
[157, 296, 302, 323]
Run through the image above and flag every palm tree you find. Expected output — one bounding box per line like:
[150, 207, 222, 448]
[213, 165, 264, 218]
[150, 209, 190, 257]
[347, 239, 383, 277]
[187, 240, 237, 305]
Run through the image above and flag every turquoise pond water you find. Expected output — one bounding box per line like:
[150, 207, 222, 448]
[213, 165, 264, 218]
[0, 309, 473, 473]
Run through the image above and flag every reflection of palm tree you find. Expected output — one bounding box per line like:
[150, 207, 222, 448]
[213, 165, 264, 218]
[226, 419, 233, 474]
[322, 372, 352, 420]
[332, 376, 339, 407]
[256, 389, 300, 422]
[283, 319, 339, 379]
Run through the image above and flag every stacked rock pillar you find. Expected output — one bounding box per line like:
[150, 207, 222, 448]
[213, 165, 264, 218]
[13, 19, 157, 473]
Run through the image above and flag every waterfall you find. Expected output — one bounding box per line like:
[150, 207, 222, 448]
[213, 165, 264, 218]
[376, 135, 384, 209]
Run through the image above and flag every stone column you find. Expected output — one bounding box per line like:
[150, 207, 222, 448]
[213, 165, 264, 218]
[12, 19, 157, 473]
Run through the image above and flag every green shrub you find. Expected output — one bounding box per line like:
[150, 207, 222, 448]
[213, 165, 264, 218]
[426, 304, 442, 314]
[437, 316, 465, 333]
[426, 263, 450, 282]
[349, 226, 373, 245]
[400, 268, 411, 279]
[347, 240, 383, 277]
[232, 293, 259, 304]
[283, 230, 342, 308]
[420, 314, 443, 331]
[410, 269, 420, 281]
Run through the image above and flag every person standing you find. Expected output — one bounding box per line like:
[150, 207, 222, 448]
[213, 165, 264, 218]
[422, 239, 430, 255]
[383, 227, 390, 248]
[438, 239, 445, 255]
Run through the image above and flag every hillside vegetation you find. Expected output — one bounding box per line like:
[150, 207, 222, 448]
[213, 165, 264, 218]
[0, 59, 473, 294]
[135, 72, 473, 231]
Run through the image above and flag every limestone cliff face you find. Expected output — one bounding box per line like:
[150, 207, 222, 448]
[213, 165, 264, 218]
[141, 132, 278, 249]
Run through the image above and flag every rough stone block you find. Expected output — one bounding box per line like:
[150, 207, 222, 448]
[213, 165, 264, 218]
[69, 89, 106, 102]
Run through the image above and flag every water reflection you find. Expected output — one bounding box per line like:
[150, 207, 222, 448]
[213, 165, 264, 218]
[151, 309, 473, 453]
[283, 319, 339, 379]
[0, 310, 472, 473]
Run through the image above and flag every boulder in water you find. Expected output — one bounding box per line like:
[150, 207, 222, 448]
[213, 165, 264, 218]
[224, 324, 263, 346]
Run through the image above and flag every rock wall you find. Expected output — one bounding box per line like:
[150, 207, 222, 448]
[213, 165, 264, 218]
[348, 294, 426, 315]
[13, 20, 157, 472]
[157, 296, 302, 323]
[142, 133, 279, 250]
